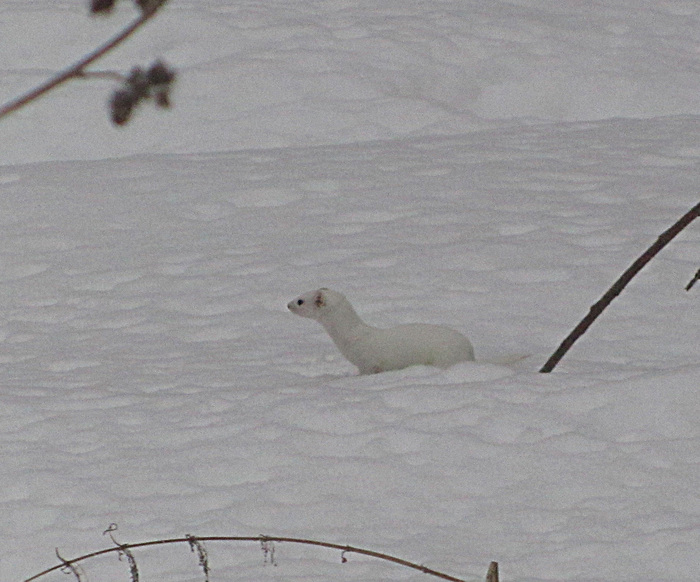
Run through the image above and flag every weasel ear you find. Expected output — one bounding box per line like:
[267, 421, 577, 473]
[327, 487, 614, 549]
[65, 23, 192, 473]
[314, 289, 325, 307]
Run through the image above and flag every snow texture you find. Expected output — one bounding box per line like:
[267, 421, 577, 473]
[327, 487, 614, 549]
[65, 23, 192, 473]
[0, 1, 698, 581]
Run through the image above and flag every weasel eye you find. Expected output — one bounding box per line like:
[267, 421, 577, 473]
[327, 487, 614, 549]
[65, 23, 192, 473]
[297, 299, 304, 306]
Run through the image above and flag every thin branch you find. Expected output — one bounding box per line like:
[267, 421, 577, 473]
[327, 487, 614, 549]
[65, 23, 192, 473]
[686, 268, 700, 291]
[77, 70, 128, 82]
[0, 1, 169, 120]
[485, 562, 498, 582]
[540, 201, 700, 373]
[25, 535, 473, 582]
[55, 549, 84, 582]
[104, 523, 139, 582]
[186, 535, 211, 582]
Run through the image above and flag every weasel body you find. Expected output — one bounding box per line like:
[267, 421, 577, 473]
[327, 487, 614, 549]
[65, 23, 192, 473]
[287, 288, 475, 374]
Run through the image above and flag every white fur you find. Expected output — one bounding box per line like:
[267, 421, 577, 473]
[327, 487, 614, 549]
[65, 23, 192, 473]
[287, 288, 475, 374]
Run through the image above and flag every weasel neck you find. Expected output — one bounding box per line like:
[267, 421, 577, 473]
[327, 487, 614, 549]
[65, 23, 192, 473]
[318, 300, 373, 345]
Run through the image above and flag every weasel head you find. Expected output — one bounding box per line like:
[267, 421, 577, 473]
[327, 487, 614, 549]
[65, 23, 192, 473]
[287, 288, 344, 321]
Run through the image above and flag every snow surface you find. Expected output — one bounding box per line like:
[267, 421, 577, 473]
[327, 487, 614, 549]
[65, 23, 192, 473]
[1, 1, 699, 581]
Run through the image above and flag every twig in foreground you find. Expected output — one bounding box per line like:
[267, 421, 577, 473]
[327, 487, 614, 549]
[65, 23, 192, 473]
[0, 1, 169, 123]
[540, 201, 700, 373]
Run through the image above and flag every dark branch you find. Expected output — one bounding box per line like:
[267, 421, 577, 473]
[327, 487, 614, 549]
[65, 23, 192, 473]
[26, 534, 471, 582]
[55, 549, 84, 582]
[186, 535, 211, 582]
[540, 201, 700, 373]
[0, 1, 169, 121]
[104, 523, 140, 582]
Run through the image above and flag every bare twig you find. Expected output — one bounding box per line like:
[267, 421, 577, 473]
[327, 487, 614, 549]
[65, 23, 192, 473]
[25, 534, 473, 582]
[0, 0, 169, 121]
[186, 535, 211, 582]
[260, 535, 278, 566]
[540, 201, 700, 373]
[686, 268, 700, 291]
[104, 523, 140, 582]
[55, 549, 84, 582]
[485, 561, 499, 582]
[76, 70, 128, 82]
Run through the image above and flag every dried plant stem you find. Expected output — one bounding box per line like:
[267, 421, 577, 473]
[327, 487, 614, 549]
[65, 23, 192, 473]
[104, 523, 140, 582]
[0, 1, 168, 121]
[77, 70, 128, 82]
[25, 535, 472, 582]
[55, 549, 84, 582]
[540, 201, 700, 373]
[485, 561, 498, 582]
[186, 535, 210, 582]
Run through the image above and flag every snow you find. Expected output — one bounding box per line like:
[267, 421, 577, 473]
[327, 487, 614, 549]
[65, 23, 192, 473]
[1, 1, 699, 581]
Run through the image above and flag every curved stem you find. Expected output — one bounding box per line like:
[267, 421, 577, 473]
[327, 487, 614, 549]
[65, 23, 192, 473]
[540, 201, 700, 373]
[0, 1, 168, 120]
[25, 535, 470, 582]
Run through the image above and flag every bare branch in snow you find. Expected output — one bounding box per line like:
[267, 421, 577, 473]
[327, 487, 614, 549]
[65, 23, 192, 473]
[540, 201, 700, 373]
[0, 0, 173, 126]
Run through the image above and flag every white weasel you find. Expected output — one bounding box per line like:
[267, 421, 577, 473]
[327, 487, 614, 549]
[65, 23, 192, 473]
[287, 288, 475, 374]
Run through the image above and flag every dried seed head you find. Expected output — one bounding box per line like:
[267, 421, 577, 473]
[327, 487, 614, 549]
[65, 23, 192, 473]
[106, 59, 176, 125]
[110, 89, 136, 125]
[147, 61, 176, 86]
[148, 61, 175, 109]
[90, 0, 117, 14]
[126, 66, 150, 99]
[134, 0, 164, 14]
[154, 90, 170, 108]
